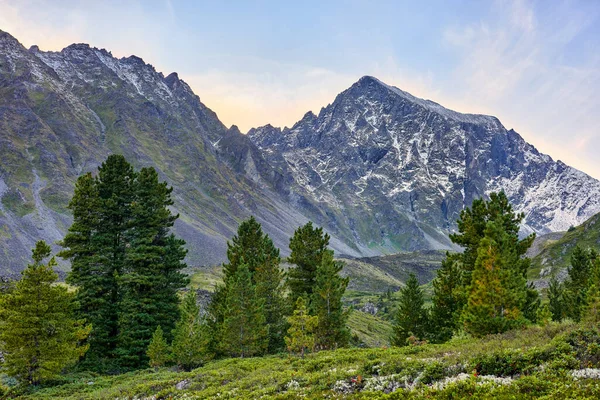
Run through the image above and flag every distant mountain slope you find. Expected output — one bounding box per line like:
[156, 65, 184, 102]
[530, 212, 600, 284]
[0, 30, 361, 274]
[249, 76, 600, 253]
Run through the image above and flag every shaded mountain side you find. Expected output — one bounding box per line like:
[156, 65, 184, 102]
[249, 76, 600, 255]
[0, 30, 360, 274]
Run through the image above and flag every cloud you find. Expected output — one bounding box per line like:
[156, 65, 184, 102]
[439, 0, 600, 178]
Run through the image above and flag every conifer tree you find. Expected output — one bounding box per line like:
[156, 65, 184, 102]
[429, 254, 462, 343]
[221, 263, 268, 358]
[211, 217, 285, 354]
[287, 222, 330, 303]
[60, 173, 107, 363]
[547, 277, 566, 322]
[285, 297, 318, 357]
[255, 258, 287, 353]
[0, 241, 90, 385]
[449, 192, 534, 297]
[61, 155, 135, 366]
[147, 326, 170, 369]
[117, 167, 188, 368]
[172, 291, 212, 371]
[223, 216, 279, 279]
[431, 192, 536, 339]
[563, 246, 594, 322]
[62, 156, 188, 371]
[311, 250, 349, 350]
[462, 220, 527, 337]
[392, 274, 427, 346]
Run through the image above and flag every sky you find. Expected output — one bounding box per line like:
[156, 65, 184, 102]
[1, 0, 599, 178]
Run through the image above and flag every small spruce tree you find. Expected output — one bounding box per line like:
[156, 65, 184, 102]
[429, 254, 462, 343]
[392, 274, 427, 346]
[171, 291, 212, 370]
[147, 325, 170, 369]
[285, 297, 318, 357]
[462, 220, 527, 337]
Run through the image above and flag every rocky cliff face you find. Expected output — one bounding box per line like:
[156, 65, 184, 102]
[248, 76, 600, 253]
[0, 30, 348, 273]
[1, 30, 599, 273]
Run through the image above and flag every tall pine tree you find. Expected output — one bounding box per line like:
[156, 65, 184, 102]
[117, 167, 188, 369]
[311, 250, 349, 350]
[287, 222, 330, 303]
[0, 242, 91, 385]
[59, 173, 107, 364]
[61, 155, 187, 371]
[392, 274, 427, 346]
[430, 192, 536, 340]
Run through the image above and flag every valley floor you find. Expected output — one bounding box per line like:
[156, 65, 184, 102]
[14, 322, 600, 399]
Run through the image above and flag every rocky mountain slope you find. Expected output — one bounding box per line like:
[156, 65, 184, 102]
[249, 76, 600, 254]
[0, 30, 361, 274]
[1, 29, 600, 273]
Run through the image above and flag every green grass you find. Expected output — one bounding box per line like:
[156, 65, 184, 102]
[16, 321, 600, 399]
[187, 266, 224, 291]
[347, 310, 393, 347]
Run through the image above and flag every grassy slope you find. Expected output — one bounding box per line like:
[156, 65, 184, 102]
[21, 322, 600, 399]
[347, 310, 393, 347]
[530, 212, 600, 280]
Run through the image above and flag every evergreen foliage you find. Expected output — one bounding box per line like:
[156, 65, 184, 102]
[254, 255, 287, 353]
[311, 250, 349, 350]
[209, 217, 285, 355]
[287, 222, 331, 303]
[429, 253, 462, 343]
[221, 263, 268, 358]
[60, 155, 187, 371]
[392, 274, 427, 346]
[223, 216, 279, 279]
[548, 277, 566, 322]
[0, 241, 90, 385]
[462, 222, 527, 337]
[117, 167, 188, 369]
[147, 326, 170, 369]
[430, 192, 536, 340]
[171, 291, 212, 371]
[563, 246, 596, 321]
[285, 297, 318, 357]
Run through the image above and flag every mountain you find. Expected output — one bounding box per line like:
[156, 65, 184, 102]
[248, 76, 600, 254]
[0, 30, 362, 275]
[1, 29, 600, 274]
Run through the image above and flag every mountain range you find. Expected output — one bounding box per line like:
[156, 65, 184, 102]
[1, 29, 599, 274]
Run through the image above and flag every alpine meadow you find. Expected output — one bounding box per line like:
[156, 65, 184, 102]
[1, 1, 600, 398]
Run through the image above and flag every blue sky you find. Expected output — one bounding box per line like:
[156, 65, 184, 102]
[1, 0, 599, 177]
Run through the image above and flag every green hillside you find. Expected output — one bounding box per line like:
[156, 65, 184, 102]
[17, 322, 600, 399]
[530, 212, 600, 281]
